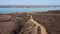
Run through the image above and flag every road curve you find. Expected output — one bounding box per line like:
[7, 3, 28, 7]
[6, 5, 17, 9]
[30, 15, 47, 34]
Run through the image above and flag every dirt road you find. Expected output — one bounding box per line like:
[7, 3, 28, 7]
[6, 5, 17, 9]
[30, 15, 47, 34]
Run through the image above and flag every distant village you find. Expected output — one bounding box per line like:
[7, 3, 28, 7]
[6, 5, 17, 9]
[0, 5, 60, 8]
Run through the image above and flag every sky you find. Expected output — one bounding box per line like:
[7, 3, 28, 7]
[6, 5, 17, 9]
[0, 0, 60, 5]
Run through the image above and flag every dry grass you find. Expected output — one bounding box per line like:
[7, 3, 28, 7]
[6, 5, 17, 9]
[0, 10, 60, 34]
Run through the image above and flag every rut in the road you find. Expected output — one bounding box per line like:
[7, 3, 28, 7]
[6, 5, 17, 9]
[30, 15, 47, 34]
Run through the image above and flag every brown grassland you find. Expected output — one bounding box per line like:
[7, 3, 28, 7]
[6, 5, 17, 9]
[0, 10, 60, 34]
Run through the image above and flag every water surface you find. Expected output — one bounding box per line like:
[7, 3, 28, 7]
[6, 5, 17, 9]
[0, 7, 60, 13]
